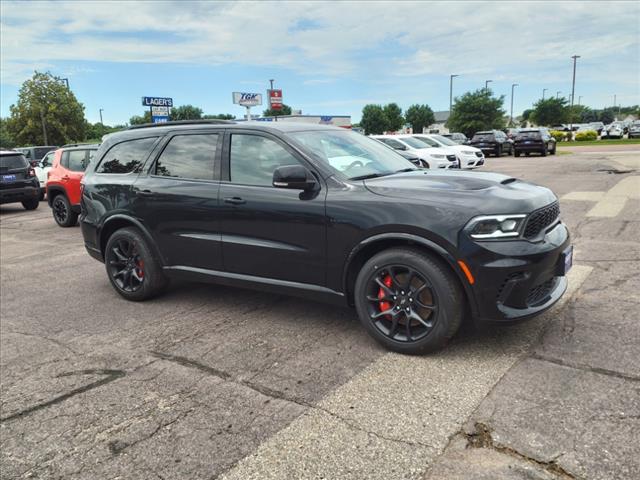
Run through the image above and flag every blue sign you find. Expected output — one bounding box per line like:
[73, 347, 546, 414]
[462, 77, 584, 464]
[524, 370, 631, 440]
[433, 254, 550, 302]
[152, 116, 169, 124]
[255, 117, 274, 122]
[142, 97, 173, 107]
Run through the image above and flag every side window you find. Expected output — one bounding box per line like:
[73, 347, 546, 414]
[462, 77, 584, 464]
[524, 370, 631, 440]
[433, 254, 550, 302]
[42, 152, 54, 167]
[67, 150, 87, 172]
[97, 137, 157, 174]
[155, 134, 217, 180]
[230, 134, 301, 186]
[61, 151, 69, 169]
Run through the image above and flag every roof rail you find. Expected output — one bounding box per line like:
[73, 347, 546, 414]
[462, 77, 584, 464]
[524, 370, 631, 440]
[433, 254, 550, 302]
[126, 119, 235, 130]
[61, 143, 96, 148]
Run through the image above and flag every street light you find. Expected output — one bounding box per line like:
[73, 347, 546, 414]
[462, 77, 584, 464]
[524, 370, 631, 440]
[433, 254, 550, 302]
[510, 83, 519, 126]
[449, 74, 459, 114]
[485, 80, 492, 91]
[99, 108, 104, 124]
[61, 78, 69, 89]
[543, 88, 548, 100]
[569, 55, 580, 132]
[578, 96, 583, 105]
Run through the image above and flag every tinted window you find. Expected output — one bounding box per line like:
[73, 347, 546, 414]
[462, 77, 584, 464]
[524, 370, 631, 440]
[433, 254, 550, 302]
[41, 151, 55, 167]
[155, 134, 217, 180]
[413, 136, 441, 147]
[400, 137, 431, 149]
[67, 150, 87, 171]
[378, 138, 405, 149]
[0, 154, 27, 170]
[97, 137, 157, 174]
[230, 134, 301, 186]
[472, 133, 495, 141]
[34, 147, 56, 160]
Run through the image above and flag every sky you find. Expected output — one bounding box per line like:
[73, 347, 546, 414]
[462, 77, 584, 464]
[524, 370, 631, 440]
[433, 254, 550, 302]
[1, 0, 639, 125]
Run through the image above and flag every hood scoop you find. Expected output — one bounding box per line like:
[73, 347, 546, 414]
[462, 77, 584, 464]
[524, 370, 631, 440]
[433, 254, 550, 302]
[501, 178, 517, 185]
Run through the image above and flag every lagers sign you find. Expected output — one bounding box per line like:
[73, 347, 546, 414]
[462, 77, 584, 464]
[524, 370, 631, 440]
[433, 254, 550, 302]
[232, 92, 263, 107]
[142, 97, 173, 124]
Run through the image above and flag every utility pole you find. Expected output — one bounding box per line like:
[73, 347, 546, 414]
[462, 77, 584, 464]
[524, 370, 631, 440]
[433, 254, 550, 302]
[542, 88, 547, 100]
[556, 91, 561, 99]
[269, 79, 274, 91]
[510, 83, 518, 126]
[39, 109, 48, 145]
[569, 55, 580, 133]
[485, 79, 492, 91]
[269, 79, 276, 121]
[99, 108, 104, 124]
[578, 96, 583, 105]
[449, 74, 459, 114]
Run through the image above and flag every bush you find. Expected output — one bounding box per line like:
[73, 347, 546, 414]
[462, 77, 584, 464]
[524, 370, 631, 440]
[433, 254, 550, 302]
[575, 130, 598, 141]
[550, 130, 567, 142]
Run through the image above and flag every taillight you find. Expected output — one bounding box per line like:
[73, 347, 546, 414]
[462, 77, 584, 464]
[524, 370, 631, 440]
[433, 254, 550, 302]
[28, 167, 36, 177]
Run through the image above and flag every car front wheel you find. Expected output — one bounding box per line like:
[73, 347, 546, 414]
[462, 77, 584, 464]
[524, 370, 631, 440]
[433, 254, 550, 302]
[52, 195, 78, 227]
[354, 248, 463, 354]
[104, 227, 167, 301]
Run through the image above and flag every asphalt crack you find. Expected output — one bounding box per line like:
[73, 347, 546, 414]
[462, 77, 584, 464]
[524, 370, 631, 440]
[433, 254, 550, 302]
[465, 422, 578, 479]
[530, 353, 640, 382]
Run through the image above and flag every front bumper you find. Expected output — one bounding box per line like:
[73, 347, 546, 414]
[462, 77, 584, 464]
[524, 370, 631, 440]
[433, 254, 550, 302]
[459, 152, 484, 168]
[0, 186, 40, 204]
[462, 222, 571, 322]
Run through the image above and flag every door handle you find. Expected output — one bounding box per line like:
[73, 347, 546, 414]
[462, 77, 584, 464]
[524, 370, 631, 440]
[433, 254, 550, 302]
[224, 196, 246, 205]
[136, 189, 154, 197]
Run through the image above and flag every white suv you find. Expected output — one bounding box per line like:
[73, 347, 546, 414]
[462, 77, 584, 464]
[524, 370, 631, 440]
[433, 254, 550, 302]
[412, 134, 484, 169]
[370, 135, 459, 169]
[34, 149, 56, 199]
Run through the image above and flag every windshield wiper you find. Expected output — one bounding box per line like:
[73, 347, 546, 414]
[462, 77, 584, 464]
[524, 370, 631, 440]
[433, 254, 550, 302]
[393, 168, 417, 174]
[350, 172, 392, 181]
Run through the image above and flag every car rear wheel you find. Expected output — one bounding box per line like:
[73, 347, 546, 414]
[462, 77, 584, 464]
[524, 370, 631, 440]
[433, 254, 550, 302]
[514, 151, 521, 157]
[22, 198, 39, 210]
[551, 143, 557, 155]
[52, 194, 77, 227]
[540, 146, 547, 157]
[104, 227, 167, 301]
[495, 145, 502, 157]
[354, 248, 463, 354]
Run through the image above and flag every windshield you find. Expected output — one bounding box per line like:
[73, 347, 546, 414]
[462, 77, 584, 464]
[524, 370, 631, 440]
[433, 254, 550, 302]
[289, 130, 417, 180]
[34, 147, 57, 160]
[412, 136, 442, 148]
[398, 136, 432, 149]
[430, 135, 458, 146]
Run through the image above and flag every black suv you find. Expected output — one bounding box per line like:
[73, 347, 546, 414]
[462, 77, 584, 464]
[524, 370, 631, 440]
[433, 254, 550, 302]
[80, 121, 572, 354]
[0, 150, 41, 210]
[469, 130, 513, 157]
[513, 129, 556, 157]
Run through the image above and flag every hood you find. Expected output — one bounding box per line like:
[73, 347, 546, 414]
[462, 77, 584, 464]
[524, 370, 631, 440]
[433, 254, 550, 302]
[363, 170, 557, 216]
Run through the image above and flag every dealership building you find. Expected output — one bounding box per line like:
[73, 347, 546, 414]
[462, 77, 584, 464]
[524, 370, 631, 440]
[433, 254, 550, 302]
[241, 114, 352, 128]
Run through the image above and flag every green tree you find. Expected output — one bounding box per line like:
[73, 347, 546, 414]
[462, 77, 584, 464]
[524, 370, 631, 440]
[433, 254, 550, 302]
[383, 103, 404, 132]
[599, 108, 616, 124]
[263, 104, 292, 116]
[405, 104, 435, 133]
[360, 104, 387, 134]
[170, 104, 203, 121]
[129, 111, 152, 125]
[0, 117, 16, 149]
[84, 122, 124, 142]
[446, 89, 506, 137]
[203, 113, 235, 120]
[530, 97, 569, 126]
[7, 71, 86, 146]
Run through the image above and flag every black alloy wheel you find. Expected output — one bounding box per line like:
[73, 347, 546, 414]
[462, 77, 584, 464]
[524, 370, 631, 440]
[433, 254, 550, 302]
[107, 237, 145, 293]
[354, 248, 463, 354]
[52, 195, 78, 227]
[365, 266, 438, 343]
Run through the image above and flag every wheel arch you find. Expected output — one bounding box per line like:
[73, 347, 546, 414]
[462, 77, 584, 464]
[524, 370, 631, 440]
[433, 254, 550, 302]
[99, 215, 165, 266]
[342, 233, 476, 315]
[46, 185, 67, 207]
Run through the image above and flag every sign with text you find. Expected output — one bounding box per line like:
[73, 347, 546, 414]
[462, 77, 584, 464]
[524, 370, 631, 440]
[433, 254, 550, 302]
[232, 92, 262, 107]
[151, 106, 170, 124]
[268, 89, 283, 110]
[142, 97, 173, 107]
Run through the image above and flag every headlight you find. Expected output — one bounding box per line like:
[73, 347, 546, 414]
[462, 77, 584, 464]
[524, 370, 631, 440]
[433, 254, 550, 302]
[466, 214, 527, 239]
[430, 154, 445, 159]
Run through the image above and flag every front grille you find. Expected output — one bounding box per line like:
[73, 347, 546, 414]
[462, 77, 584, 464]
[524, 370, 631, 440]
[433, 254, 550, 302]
[526, 278, 556, 306]
[475, 151, 483, 158]
[524, 201, 560, 239]
[446, 154, 457, 162]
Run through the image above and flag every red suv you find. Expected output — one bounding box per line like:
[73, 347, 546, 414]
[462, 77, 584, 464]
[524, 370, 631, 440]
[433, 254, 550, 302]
[47, 144, 99, 227]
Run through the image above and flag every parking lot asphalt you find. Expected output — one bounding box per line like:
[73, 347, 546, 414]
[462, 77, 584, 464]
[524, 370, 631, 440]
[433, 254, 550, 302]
[1, 150, 639, 480]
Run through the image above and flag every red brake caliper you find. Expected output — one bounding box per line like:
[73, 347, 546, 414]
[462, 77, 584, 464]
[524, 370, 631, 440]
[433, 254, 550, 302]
[136, 259, 144, 278]
[378, 275, 393, 318]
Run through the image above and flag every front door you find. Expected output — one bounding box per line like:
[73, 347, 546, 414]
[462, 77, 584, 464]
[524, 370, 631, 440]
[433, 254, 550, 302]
[218, 131, 326, 286]
[132, 131, 223, 270]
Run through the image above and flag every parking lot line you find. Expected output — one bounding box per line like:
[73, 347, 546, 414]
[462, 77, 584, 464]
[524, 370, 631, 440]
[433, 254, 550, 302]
[586, 176, 640, 217]
[220, 265, 593, 480]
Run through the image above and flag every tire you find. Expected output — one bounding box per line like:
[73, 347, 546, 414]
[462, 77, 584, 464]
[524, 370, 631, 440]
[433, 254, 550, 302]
[525, 152, 530, 157]
[540, 146, 547, 157]
[495, 145, 502, 157]
[354, 247, 463, 354]
[22, 198, 39, 210]
[551, 143, 557, 155]
[39, 189, 45, 201]
[104, 227, 168, 301]
[51, 194, 78, 227]
[514, 151, 521, 157]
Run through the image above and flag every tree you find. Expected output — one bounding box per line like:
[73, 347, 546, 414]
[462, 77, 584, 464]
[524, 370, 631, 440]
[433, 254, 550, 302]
[446, 89, 506, 137]
[263, 104, 292, 116]
[405, 104, 435, 133]
[7, 71, 86, 146]
[129, 111, 152, 125]
[170, 104, 203, 121]
[599, 108, 616, 124]
[530, 98, 569, 126]
[383, 103, 404, 132]
[0, 118, 16, 149]
[360, 104, 387, 134]
[84, 121, 124, 142]
[203, 113, 235, 120]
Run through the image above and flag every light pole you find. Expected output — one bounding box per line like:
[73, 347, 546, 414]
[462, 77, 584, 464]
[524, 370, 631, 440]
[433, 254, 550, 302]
[269, 79, 274, 91]
[578, 96, 583, 105]
[542, 88, 547, 100]
[61, 78, 69, 89]
[449, 74, 459, 114]
[556, 91, 561, 99]
[485, 80, 492, 91]
[99, 108, 104, 124]
[510, 83, 518, 126]
[569, 55, 580, 133]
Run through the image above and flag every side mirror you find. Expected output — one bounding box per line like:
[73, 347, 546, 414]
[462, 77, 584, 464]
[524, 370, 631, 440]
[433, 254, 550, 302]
[273, 165, 317, 191]
[397, 145, 408, 151]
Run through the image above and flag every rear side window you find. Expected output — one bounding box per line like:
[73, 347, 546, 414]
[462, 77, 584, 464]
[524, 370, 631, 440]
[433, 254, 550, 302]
[97, 137, 157, 174]
[0, 154, 27, 170]
[62, 150, 88, 172]
[155, 134, 218, 180]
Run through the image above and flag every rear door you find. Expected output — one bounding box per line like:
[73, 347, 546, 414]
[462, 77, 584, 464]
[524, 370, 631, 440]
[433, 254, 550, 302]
[131, 130, 224, 270]
[61, 149, 91, 205]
